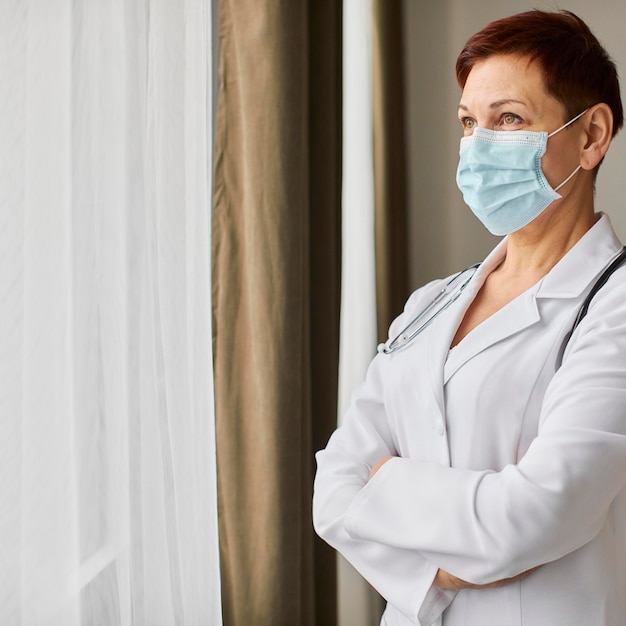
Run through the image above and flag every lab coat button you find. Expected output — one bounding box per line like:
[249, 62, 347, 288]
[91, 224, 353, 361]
[434, 418, 445, 436]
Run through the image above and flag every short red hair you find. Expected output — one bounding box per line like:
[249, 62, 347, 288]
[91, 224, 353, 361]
[456, 10, 623, 137]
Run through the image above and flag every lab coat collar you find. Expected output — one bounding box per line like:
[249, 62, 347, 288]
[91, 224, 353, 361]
[468, 213, 623, 301]
[535, 213, 624, 298]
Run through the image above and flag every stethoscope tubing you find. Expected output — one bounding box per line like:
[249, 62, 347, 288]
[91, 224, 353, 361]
[378, 264, 480, 355]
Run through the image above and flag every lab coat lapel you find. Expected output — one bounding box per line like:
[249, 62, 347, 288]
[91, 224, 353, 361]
[424, 239, 510, 391]
[443, 290, 541, 383]
[425, 260, 494, 421]
[422, 258, 540, 411]
[425, 296, 463, 423]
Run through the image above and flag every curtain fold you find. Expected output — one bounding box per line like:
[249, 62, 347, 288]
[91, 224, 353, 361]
[372, 0, 409, 341]
[337, 1, 386, 624]
[308, 4, 343, 626]
[212, 1, 342, 624]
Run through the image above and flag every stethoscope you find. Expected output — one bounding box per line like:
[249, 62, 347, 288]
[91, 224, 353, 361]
[378, 247, 626, 357]
[377, 264, 480, 355]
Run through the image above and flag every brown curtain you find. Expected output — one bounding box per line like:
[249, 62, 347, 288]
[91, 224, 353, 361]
[372, 0, 409, 341]
[212, 1, 342, 625]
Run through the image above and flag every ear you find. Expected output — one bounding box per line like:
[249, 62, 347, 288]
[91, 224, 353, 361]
[580, 103, 613, 170]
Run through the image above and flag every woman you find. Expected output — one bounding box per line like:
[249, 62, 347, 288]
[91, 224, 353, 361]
[313, 10, 626, 626]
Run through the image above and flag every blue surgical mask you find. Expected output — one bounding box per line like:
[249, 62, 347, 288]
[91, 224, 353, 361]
[456, 110, 587, 235]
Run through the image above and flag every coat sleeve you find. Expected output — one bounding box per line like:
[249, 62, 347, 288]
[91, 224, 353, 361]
[313, 283, 457, 626]
[343, 274, 626, 585]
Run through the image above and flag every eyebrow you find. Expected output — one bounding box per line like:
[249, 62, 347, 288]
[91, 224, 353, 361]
[458, 99, 527, 112]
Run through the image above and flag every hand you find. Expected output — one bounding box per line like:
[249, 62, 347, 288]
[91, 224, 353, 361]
[368, 456, 394, 481]
[434, 566, 540, 590]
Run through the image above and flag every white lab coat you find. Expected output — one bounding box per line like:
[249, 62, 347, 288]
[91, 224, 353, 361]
[313, 213, 626, 626]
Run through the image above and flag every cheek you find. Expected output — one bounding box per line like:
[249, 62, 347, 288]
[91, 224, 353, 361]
[542, 138, 580, 188]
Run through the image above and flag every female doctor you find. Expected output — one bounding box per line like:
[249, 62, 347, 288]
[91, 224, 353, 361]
[313, 9, 626, 626]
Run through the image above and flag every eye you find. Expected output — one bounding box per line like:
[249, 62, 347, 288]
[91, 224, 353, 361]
[500, 112, 523, 126]
[459, 117, 476, 131]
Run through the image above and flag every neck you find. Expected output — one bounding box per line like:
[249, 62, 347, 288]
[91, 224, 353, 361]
[500, 190, 597, 278]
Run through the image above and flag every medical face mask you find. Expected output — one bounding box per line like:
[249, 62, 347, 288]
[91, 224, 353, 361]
[456, 110, 587, 236]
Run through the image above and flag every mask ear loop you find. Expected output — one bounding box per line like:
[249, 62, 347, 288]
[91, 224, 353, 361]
[554, 165, 582, 191]
[548, 108, 588, 192]
[547, 108, 589, 138]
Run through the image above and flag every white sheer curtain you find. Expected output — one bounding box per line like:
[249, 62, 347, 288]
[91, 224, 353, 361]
[0, 1, 221, 624]
[338, 1, 383, 625]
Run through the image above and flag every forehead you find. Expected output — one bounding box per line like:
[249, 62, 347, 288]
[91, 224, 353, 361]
[459, 54, 560, 112]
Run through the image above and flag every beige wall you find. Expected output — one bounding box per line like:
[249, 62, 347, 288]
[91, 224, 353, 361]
[402, 0, 626, 290]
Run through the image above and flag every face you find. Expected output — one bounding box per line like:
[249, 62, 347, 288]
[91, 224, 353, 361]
[458, 54, 584, 192]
